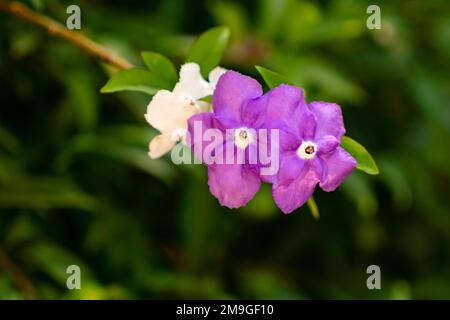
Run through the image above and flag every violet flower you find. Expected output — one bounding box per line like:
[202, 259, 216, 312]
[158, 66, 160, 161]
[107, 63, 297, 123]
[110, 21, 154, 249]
[187, 70, 267, 208]
[258, 84, 357, 214]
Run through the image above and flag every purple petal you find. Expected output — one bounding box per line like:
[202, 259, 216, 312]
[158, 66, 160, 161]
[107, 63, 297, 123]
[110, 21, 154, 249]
[319, 147, 356, 192]
[279, 130, 300, 151]
[257, 129, 299, 183]
[261, 128, 299, 157]
[272, 159, 322, 214]
[208, 164, 261, 208]
[317, 135, 340, 155]
[309, 101, 345, 140]
[213, 115, 240, 132]
[187, 112, 223, 162]
[276, 151, 304, 184]
[245, 84, 305, 129]
[241, 97, 266, 128]
[296, 105, 317, 140]
[212, 71, 262, 123]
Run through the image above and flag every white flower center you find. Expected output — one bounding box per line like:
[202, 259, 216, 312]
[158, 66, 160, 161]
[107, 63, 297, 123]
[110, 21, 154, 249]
[234, 128, 253, 149]
[297, 141, 317, 160]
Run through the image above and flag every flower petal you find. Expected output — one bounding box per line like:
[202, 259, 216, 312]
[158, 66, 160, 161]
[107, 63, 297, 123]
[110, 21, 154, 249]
[317, 135, 340, 155]
[145, 90, 198, 134]
[173, 63, 212, 100]
[279, 130, 299, 151]
[208, 164, 261, 208]
[309, 101, 346, 140]
[296, 105, 317, 140]
[272, 160, 321, 214]
[208, 66, 227, 91]
[319, 147, 356, 192]
[275, 151, 305, 185]
[252, 84, 306, 130]
[148, 134, 176, 159]
[213, 70, 262, 123]
[187, 112, 223, 162]
[258, 129, 300, 183]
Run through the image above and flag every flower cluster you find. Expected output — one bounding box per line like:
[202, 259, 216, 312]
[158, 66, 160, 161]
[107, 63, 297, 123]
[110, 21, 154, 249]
[145, 63, 226, 158]
[146, 64, 357, 214]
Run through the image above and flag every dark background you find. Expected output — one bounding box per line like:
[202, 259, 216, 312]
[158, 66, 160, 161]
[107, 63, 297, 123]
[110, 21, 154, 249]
[0, 0, 449, 299]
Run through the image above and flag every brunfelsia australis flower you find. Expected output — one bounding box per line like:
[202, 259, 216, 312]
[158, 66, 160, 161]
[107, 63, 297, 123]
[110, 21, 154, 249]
[187, 70, 277, 208]
[187, 73, 355, 212]
[256, 84, 357, 214]
[145, 62, 226, 158]
[147, 63, 356, 212]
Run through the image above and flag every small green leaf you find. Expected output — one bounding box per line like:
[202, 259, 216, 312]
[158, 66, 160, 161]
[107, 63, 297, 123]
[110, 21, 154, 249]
[255, 65, 293, 89]
[100, 68, 167, 95]
[341, 136, 379, 175]
[187, 26, 230, 77]
[200, 95, 212, 103]
[307, 197, 319, 219]
[141, 51, 177, 88]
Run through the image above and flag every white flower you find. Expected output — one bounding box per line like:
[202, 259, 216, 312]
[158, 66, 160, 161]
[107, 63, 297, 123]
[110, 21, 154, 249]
[145, 63, 226, 159]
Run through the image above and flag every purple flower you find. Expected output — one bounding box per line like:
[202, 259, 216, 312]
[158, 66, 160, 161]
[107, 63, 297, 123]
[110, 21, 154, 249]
[257, 84, 357, 214]
[187, 70, 355, 213]
[187, 70, 266, 208]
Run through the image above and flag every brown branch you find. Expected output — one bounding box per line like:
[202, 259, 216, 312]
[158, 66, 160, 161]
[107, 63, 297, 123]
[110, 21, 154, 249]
[0, 0, 133, 70]
[0, 248, 37, 300]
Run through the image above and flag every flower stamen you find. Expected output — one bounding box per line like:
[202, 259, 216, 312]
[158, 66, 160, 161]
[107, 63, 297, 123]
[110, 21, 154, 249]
[234, 128, 253, 149]
[305, 145, 315, 154]
[297, 141, 317, 160]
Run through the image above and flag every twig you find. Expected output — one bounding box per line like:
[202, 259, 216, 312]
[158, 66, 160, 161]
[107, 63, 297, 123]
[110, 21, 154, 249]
[0, 248, 37, 300]
[0, 0, 133, 70]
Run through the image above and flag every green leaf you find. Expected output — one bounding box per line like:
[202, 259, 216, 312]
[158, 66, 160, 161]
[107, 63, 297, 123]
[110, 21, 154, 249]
[255, 65, 294, 89]
[100, 68, 167, 95]
[186, 26, 230, 77]
[341, 136, 379, 175]
[141, 51, 177, 88]
[307, 197, 319, 219]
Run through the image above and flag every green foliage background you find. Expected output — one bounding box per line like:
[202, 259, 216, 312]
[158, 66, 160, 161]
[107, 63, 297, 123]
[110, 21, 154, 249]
[0, 0, 449, 299]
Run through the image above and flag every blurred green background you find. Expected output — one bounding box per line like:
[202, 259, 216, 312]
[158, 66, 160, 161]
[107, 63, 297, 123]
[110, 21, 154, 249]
[0, 0, 449, 299]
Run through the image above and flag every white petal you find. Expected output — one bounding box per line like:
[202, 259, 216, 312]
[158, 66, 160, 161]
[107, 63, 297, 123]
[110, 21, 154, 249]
[148, 134, 176, 159]
[170, 128, 188, 144]
[173, 63, 212, 100]
[208, 66, 227, 90]
[145, 90, 198, 134]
